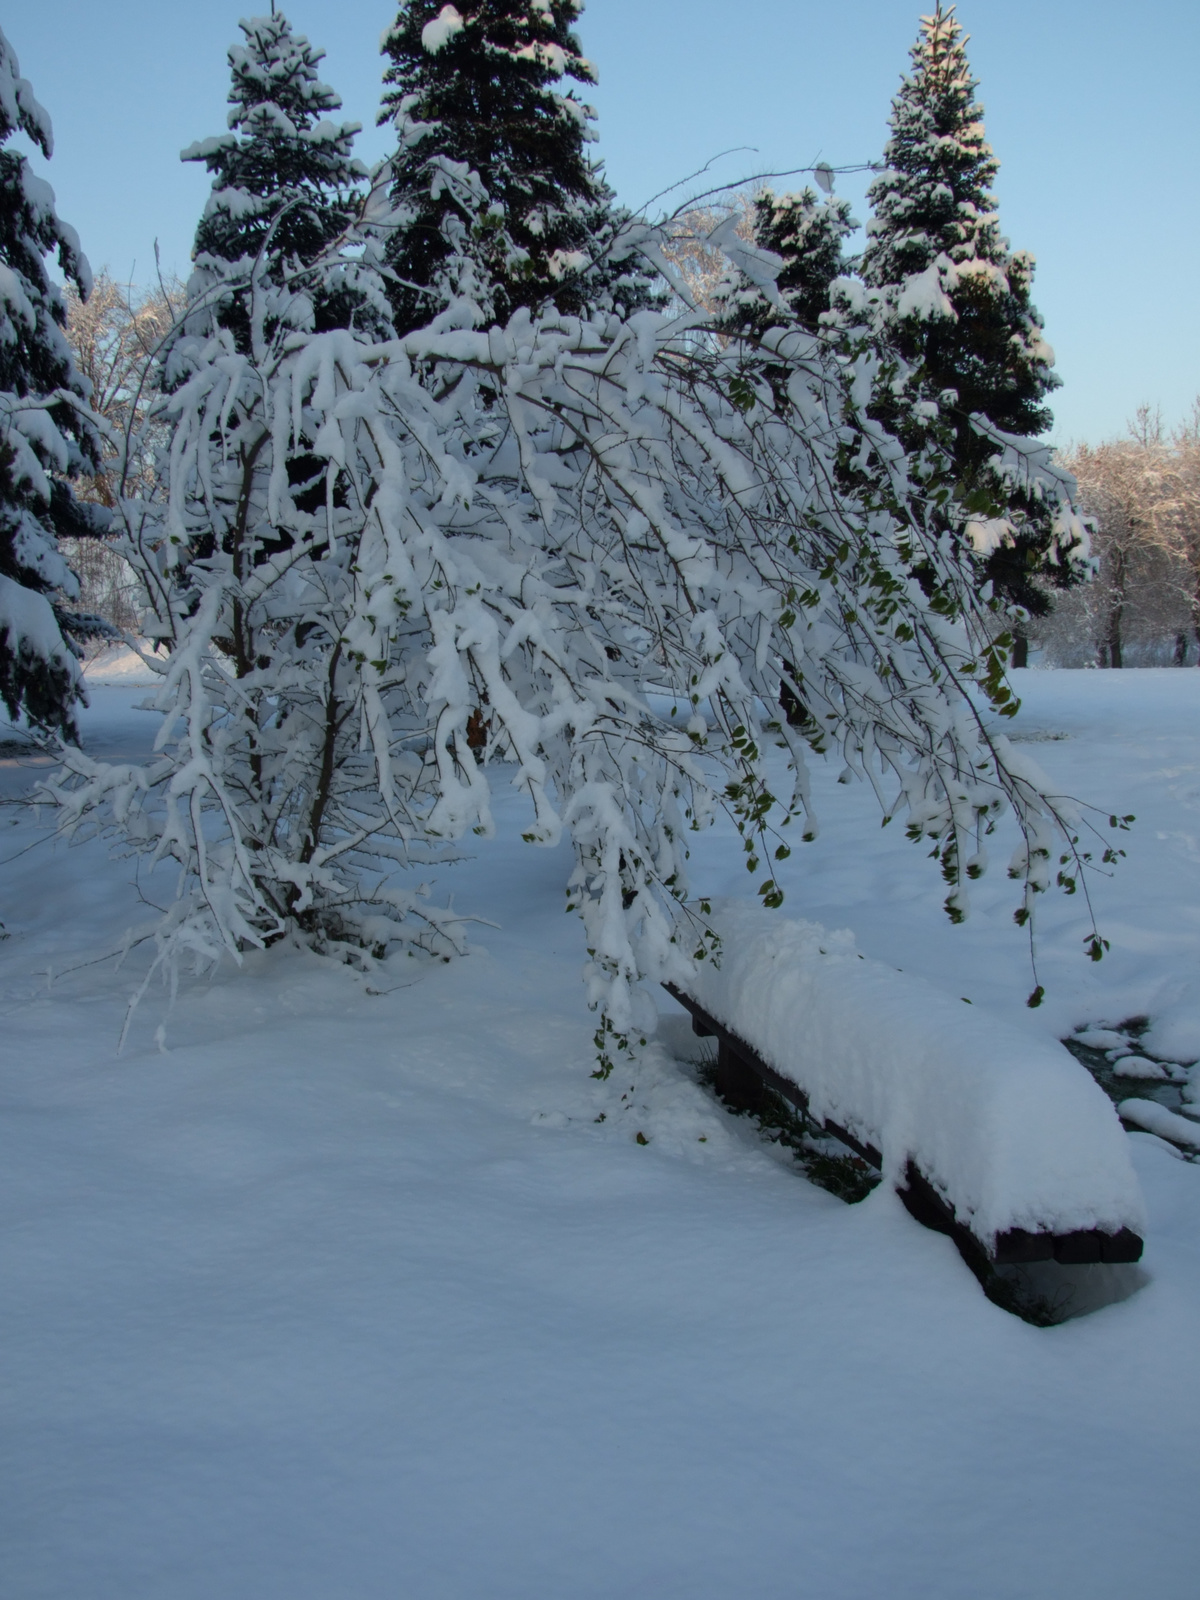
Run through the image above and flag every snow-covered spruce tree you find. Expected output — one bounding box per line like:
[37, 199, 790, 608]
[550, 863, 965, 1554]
[860, 3, 1084, 635]
[54, 216, 1107, 1048]
[377, 0, 652, 334]
[0, 27, 109, 738]
[172, 9, 390, 580]
[181, 10, 388, 355]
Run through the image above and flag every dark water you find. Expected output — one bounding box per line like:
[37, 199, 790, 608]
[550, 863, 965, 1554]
[1061, 1017, 1194, 1117]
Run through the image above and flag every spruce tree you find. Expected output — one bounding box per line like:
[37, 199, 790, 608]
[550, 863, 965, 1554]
[378, 0, 649, 333]
[0, 26, 108, 737]
[181, 10, 379, 355]
[173, 11, 381, 572]
[860, 4, 1078, 624]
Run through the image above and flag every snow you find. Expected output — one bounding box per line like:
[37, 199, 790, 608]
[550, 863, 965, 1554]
[1119, 1100, 1200, 1151]
[1144, 977, 1200, 1067]
[1111, 1055, 1174, 1081]
[966, 514, 1013, 554]
[180, 133, 236, 162]
[510, 40, 570, 75]
[2, 666, 1200, 1596]
[684, 902, 1144, 1245]
[894, 257, 956, 321]
[80, 641, 165, 686]
[1075, 1027, 1132, 1050]
[421, 5, 464, 55]
[0, 572, 76, 680]
[546, 247, 588, 278]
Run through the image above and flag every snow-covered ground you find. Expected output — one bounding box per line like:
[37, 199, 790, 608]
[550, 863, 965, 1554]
[2, 659, 1198, 1599]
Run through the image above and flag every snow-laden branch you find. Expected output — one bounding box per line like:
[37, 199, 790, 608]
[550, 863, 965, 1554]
[45, 238, 1096, 1057]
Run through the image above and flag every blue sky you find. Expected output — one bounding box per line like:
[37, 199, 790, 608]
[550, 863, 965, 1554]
[9, 1, 1199, 444]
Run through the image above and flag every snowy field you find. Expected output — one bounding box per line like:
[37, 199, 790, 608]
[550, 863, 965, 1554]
[2, 658, 1198, 1599]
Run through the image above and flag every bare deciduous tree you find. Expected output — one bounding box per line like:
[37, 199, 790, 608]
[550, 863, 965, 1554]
[1046, 410, 1190, 667]
[658, 193, 757, 313]
[61, 272, 183, 632]
[1160, 403, 1200, 664]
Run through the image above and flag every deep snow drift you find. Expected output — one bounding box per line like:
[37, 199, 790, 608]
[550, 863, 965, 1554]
[1, 660, 1198, 1599]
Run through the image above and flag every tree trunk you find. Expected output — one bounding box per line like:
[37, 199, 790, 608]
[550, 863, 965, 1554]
[1103, 548, 1127, 668]
[1011, 630, 1029, 669]
[1174, 632, 1189, 666]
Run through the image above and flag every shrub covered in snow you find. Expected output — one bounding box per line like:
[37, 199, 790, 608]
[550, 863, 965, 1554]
[51, 274, 1102, 1056]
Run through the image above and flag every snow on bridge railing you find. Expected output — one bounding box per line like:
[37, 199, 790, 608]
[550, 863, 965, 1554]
[665, 902, 1145, 1271]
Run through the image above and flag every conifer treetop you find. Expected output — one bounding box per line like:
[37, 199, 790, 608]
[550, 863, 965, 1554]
[184, 13, 365, 279]
[862, 3, 1002, 288]
[858, 4, 1078, 617]
[180, 11, 373, 351]
[378, 0, 633, 332]
[382, 0, 598, 116]
[860, 0, 1057, 426]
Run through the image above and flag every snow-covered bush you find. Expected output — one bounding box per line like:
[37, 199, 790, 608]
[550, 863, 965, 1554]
[50, 246, 1102, 1057]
